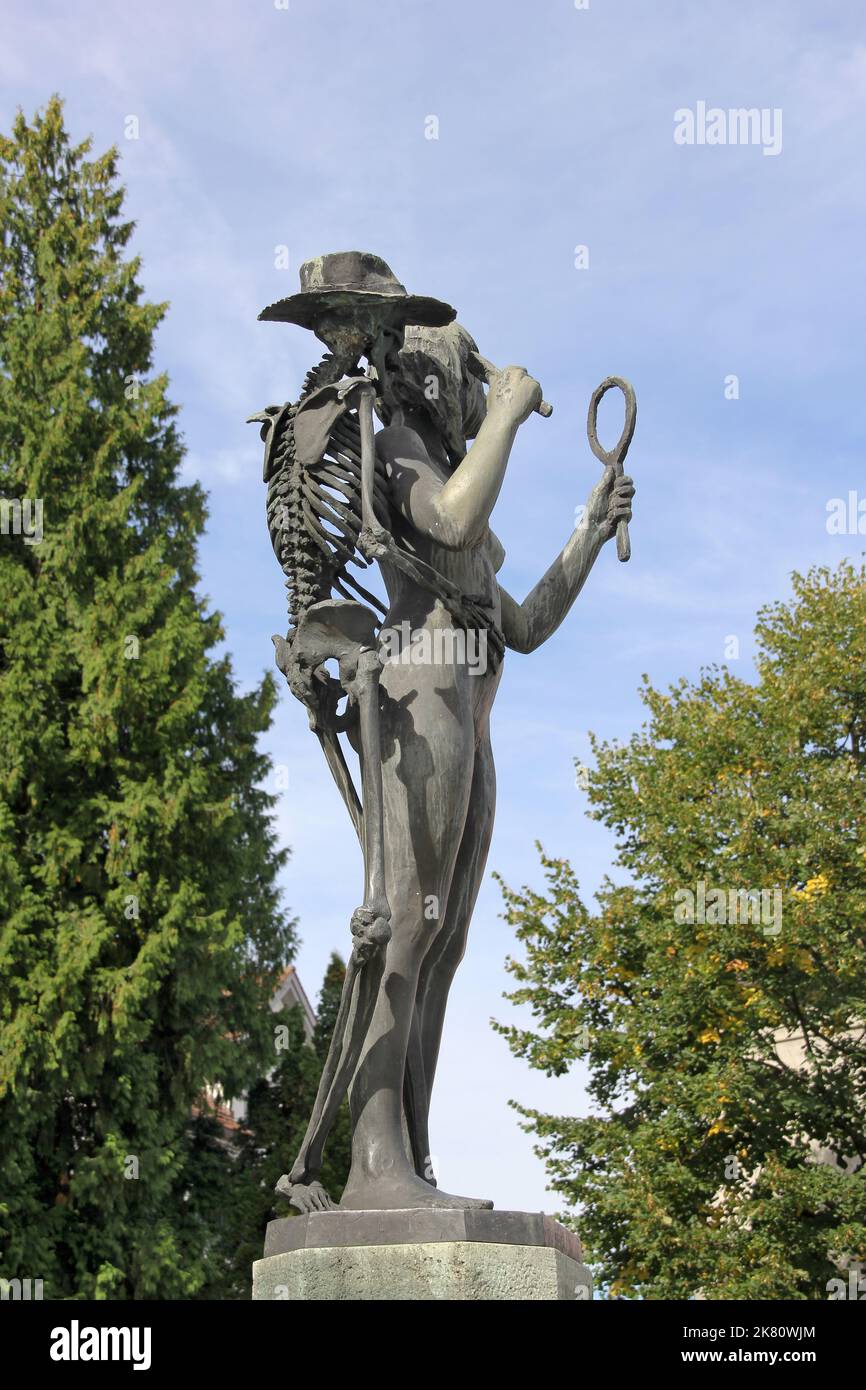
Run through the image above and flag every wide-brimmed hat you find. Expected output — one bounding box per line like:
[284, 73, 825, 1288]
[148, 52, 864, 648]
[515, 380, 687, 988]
[258, 250, 456, 330]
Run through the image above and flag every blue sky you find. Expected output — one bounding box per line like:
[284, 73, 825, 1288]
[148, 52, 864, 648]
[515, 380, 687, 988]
[5, 0, 864, 1214]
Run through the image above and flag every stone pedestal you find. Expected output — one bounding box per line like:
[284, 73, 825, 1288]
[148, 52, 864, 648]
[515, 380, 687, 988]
[252, 1209, 592, 1301]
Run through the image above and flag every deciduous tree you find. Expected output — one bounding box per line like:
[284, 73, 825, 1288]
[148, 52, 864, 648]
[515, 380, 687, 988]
[496, 561, 866, 1299]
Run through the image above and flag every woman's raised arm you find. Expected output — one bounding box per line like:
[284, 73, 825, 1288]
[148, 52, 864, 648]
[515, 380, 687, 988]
[377, 367, 541, 550]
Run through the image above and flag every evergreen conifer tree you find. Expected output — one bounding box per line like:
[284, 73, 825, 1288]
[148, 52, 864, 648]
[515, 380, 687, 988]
[0, 98, 295, 1300]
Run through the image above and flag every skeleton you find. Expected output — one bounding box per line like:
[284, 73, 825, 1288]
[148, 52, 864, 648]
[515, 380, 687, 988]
[249, 331, 389, 1212]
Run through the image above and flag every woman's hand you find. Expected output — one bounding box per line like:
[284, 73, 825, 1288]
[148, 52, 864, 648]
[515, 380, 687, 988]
[485, 365, 543, 426]
[583, 466, 635, 543]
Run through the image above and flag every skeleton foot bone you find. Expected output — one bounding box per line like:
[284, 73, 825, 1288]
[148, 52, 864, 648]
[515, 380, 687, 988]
[274, 1175, 337, 1214]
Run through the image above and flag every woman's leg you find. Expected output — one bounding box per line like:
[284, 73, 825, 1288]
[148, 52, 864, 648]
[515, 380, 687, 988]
[341, 654, 484, 1210]
[407, 733, 496, 1179]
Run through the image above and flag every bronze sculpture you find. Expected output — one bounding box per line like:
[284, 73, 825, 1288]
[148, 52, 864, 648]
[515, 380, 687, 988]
[249, 251, 635, 1213]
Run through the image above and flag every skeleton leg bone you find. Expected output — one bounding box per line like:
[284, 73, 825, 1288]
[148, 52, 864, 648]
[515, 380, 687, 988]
[274, 614, 391, 1212]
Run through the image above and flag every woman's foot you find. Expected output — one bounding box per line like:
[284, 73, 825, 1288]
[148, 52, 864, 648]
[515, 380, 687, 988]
[340, 1164, 493, 1211]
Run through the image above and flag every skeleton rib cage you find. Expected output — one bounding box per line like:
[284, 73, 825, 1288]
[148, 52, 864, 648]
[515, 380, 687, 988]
[256, 352, 390, 632]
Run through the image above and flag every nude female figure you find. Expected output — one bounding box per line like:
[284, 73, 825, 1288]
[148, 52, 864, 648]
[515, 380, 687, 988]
[336, 322, 635, 1211]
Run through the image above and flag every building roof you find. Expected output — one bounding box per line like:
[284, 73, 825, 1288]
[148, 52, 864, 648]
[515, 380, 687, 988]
[271, 965, 317, 1041]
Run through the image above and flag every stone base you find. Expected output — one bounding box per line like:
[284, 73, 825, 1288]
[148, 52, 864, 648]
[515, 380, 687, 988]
[252, 1209, 592, 1301]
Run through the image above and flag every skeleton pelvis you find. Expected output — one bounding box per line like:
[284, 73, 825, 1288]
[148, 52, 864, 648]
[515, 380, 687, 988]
[287, 599, 380, 680]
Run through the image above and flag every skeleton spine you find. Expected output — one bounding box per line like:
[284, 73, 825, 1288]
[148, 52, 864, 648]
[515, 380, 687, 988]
[266, 351, 347, 629]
